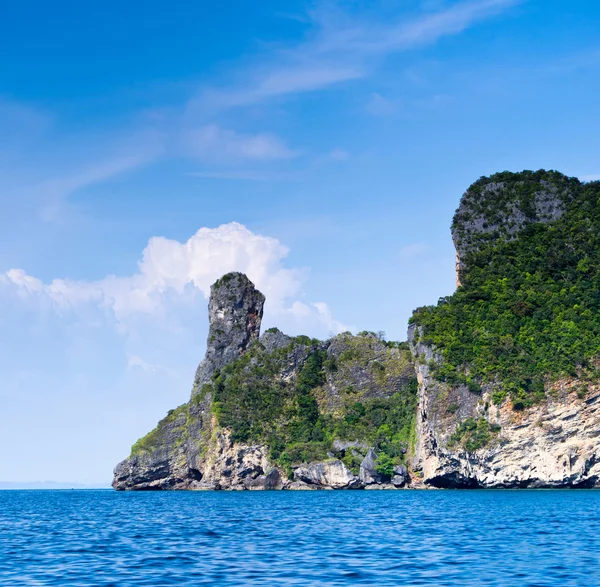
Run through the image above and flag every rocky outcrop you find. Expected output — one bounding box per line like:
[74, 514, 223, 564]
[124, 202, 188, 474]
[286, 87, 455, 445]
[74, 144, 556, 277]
[114, 171, 600, 492]
[192, 272, 265, 395]
[113, 273, 272, 491]
[410, 170, 600, 487]
[391, 465, 409, 487]
[451, 171, 576, 285]
[114, 273, 416, 491]
[294, 460, 361, 489]
[112, 422, 275, 491]
[244, 468, 284, 491]
[410, 323, 600, 488]
[359, 449, 380, 484]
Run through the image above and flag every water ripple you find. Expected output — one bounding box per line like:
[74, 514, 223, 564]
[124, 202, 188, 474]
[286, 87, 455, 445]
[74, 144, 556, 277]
[1, 490, 599, 586]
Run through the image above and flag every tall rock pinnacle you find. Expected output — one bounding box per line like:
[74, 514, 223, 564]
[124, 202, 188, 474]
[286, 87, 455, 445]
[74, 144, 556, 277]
[192, 272, 265, 395]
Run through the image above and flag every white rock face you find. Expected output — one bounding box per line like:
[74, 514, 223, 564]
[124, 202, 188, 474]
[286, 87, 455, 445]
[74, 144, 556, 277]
[294, 460, 360, 489]
[410, 325, 600, 488]
[359, 449, 380, 484]
[196, 430, 274, 490]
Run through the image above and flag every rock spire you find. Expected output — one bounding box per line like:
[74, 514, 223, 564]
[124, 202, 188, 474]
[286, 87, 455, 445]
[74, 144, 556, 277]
[192, 272, 265, 395]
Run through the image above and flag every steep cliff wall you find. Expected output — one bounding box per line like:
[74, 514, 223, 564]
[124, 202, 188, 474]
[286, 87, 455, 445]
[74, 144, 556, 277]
[409, 325, 600, 487]
[114, 273, 267, 490]
[192, 272, 265, 395]
[411, 170, 600, 487]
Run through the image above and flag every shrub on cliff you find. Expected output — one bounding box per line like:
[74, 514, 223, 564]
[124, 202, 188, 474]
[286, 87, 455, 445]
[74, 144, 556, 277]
[210, 335, 418, 469]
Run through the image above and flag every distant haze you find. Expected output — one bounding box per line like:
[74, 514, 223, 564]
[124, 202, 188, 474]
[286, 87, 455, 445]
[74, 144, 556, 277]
[0, 482, 110, 490]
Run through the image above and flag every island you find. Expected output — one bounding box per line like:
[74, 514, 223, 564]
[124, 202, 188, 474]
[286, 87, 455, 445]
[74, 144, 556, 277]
[113, 170, 600, 490]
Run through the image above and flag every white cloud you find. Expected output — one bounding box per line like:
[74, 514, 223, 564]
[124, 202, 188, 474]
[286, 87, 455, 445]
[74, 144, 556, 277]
[308, 0, 522, 56]
[203, 67, 363, 109]
[4, 269, 44, 294]
[312, 301, 352, 334]
[2, 222, 348, 336]
[37, 148, 163, 221]
[182, 125, 297, 163]
[352, 0, 522, 54]
[0, 0, 522, 210]
[126, 354, 178, 375]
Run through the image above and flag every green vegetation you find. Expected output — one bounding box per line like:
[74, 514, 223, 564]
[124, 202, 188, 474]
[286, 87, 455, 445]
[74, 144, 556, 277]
[448, 417, 501, 452]
[411, 171, 600, 409]
[374, 452, 396, 478]
[213, 272, 237, 288]
[209, 335, 418, 472]
[447, 403, 459, 414]
[131, 403, 189, 456]
[264, 327, 282, 334]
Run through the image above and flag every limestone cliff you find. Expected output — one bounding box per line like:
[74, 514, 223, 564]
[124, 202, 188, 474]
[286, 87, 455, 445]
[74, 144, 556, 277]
[409, 324, 600, 487]
[410, 170, 600, 487]
[113, 273, 416, 491]
[192, 272, 265, 396]
[114, 170, 600, 491]
[451, 170, 576, 285]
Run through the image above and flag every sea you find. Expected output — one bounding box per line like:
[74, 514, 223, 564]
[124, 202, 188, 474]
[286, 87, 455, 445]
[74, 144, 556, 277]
[1, 489, 599, 586]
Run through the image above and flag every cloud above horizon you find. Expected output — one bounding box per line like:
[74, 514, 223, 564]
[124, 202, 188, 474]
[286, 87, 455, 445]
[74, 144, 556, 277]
[1, 221, 351, 336]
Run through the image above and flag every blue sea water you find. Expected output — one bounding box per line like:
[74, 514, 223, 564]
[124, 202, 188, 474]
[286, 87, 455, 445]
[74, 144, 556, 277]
[1, 490, 599, 586]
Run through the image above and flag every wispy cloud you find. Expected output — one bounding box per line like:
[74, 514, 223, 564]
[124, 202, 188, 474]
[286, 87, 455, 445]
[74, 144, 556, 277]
[200, 67, 363, 109]
[127, 354, 173, 374]
[0, 0, 523, 211]
[186, 147, 349, 181]
[195, 0, 522, 109]
[182, 124, 297, 163]
[366, 93, 400, 116]
[37, 149, 162, 221]
[187, 169, 297, 181]
[0, 103, 165, 223]
[311, 0, 522, 55]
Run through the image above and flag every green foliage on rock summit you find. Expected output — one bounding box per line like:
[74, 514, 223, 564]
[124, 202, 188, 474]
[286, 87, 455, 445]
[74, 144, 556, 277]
[412, 170, 600, 408]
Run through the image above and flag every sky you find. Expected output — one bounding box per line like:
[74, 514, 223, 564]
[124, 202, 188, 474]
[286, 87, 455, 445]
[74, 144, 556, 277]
[1, 0, 599, 485]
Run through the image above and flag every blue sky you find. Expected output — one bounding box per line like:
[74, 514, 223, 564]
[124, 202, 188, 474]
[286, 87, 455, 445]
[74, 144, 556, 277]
[1, 0, 599, 484]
